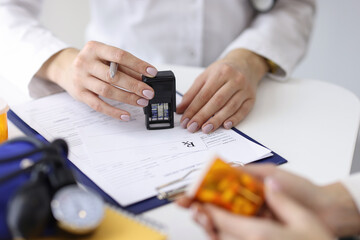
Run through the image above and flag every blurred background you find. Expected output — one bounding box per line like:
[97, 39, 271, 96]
[40, 0, 360, 172]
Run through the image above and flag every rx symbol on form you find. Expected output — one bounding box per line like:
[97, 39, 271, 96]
[182, 141, 195, 147]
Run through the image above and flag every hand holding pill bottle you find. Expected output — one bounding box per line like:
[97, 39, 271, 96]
[0, 98, 9, 143]
[187, 156, 265, 216]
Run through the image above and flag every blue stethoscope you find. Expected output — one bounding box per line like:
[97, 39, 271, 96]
[249, 0, 277, 13]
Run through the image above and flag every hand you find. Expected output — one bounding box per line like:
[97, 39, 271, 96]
[189, 178, 334, 240]
[36, 41, 158, 120]
[176, 49, 268, 134]
[237, 164, 360, 237]
[178, 164, 360, 237]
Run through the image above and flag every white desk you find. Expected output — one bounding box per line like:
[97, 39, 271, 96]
[3, 64, 360, 240]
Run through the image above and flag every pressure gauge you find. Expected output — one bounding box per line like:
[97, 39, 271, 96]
[51, 185, 104, 234]
[250, 0, 277, 13]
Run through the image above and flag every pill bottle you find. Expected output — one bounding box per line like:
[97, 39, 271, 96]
[0, 98, 9, 143]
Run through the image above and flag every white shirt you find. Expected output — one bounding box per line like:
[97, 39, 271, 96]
[0, 0, 315, 96]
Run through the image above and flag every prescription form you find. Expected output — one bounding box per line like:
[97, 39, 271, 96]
[12, 92, 272, 206]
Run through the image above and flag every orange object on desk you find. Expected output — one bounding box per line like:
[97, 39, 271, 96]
[188, 156, 265, 216]
[0, 98, 9, 144]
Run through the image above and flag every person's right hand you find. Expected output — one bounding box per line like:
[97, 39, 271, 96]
[178, 164, 360, 238]
[190, 177, 334, 240]
[36, 41, 158, 121]
[242, 164, 360, 237]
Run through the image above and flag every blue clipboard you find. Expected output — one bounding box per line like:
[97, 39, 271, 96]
[8, 109, 287, 214]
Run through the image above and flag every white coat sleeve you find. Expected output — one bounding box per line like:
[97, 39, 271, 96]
[221, 0, 316, 81]
[0, 0, 69, 94]
[341, 172, 360, 215]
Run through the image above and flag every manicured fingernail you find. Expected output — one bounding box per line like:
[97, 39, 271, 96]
[143, 90, 154, 99]
[120, 115, 130, 121]
[187, 122, 198, 133]
[265, 177, 281, 192]
[224, 121, 233, 129]
[181, 118, 190, 128]
[202, 124, 213, 134]
[146, 67, 158, 77]
[137, 98, 149, 106]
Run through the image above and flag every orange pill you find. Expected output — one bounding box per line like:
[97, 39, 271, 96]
[0, 98, 9, 144]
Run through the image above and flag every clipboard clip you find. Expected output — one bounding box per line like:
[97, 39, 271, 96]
[155, 161, 244, 201]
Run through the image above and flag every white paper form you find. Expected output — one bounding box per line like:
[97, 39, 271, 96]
[80, 126, 272, 205]
[12, 92, 272, 206]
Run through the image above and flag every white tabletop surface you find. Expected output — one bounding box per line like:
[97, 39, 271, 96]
[2, 64, 360, 240]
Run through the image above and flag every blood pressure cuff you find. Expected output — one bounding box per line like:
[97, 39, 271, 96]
[0, 138, 43, 239]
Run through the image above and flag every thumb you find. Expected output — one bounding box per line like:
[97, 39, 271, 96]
[176, 73, 207, 114]
[176, 98, 190, 114]
[265, 177, 313, 226]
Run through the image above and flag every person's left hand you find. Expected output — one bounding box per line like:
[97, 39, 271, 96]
[176, 49, 269, 134]
[184, 178, 334, 240]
